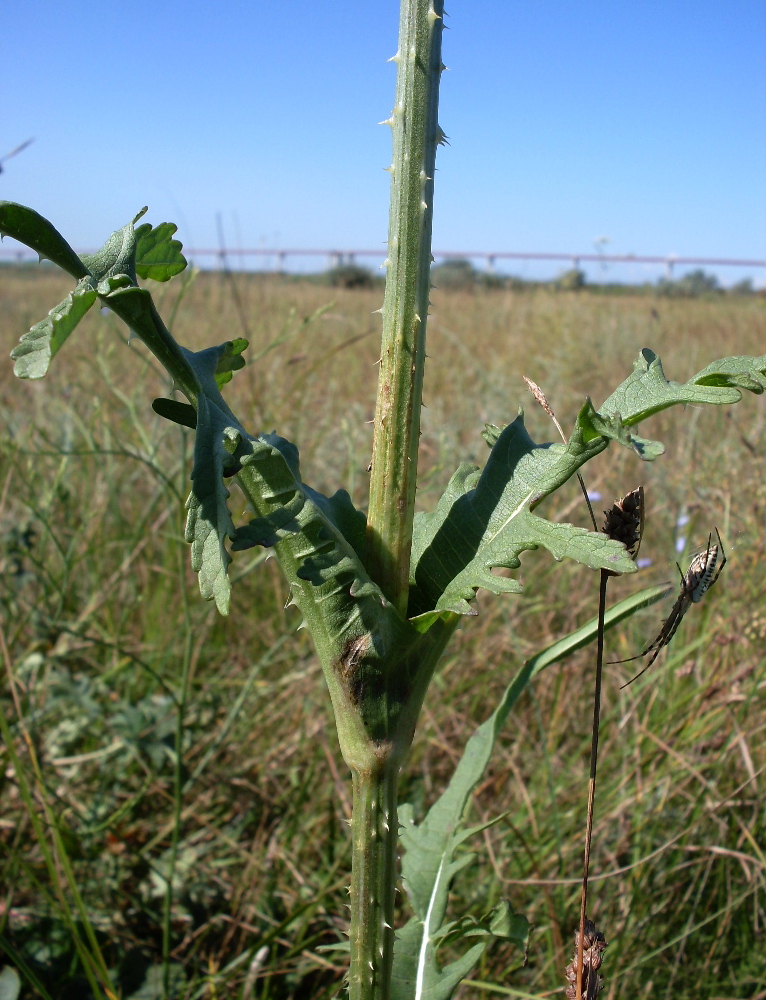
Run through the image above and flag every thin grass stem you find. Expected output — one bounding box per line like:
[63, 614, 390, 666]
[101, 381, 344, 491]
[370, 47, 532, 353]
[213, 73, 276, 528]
[576, 568, 609, 1000]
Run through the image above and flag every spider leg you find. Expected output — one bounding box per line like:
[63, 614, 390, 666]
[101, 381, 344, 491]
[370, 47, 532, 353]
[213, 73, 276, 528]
[608, 586, 681, 666]
[617, 531, 726, 689]
[608, 627, 665, 665]
[618, 595, 689, 687]
[656, 593, 691, 647]
[620, 640, 665, 688]
[609, 650, 649, 665]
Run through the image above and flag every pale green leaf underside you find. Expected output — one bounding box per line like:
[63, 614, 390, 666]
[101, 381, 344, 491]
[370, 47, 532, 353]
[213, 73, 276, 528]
[80, 220, 140, 285]
[598, 347, 766, 425]
[11, 279, 97, 379]
[409, 411, 635, 617]
[184, 394, 240, 615]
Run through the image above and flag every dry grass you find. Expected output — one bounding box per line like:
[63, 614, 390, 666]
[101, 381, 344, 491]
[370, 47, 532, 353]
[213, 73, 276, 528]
[1, 268, 765, 999]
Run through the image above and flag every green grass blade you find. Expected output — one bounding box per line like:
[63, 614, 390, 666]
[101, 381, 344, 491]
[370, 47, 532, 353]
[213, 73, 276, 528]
[393, 583, 668, 998]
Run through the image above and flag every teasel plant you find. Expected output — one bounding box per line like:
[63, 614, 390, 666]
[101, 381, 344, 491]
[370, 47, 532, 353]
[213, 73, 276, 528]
[2, 2, 765, 998]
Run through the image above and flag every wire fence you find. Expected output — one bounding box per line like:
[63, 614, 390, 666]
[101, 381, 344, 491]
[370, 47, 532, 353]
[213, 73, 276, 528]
[2, 243, 764, 286]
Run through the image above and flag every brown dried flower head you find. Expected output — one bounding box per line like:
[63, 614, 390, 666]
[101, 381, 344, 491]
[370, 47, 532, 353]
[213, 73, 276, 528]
[565, 918, 608, 1000]
[603, 486, 644, 561]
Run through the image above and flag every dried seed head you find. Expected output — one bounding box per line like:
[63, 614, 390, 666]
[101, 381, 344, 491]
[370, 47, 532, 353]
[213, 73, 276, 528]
[603, 486, 644, 560]
[565, 918, 608, 999]
[522, 376, 598, 530]
[523, 376, 556, 420]
[523, 375, 571, 453]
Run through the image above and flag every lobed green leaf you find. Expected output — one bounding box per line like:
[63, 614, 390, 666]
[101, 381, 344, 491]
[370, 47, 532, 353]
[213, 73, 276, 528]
[598, 347, 766, 426]
[410, 348, 766, 623]
[10, 279, 97, 379]
[134, 221, 188, 281]
[408, 411, 635, 617]
[184, 400, 240, 615]
[160, 341, 257, 614]
[3, 205, 194, 381]
[213, 337, 248, 387]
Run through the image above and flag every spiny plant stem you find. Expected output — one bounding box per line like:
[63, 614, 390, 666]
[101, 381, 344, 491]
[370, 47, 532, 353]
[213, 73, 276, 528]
[349, 764, 399, 1000]
[576, 568, 608, 1000]
[367, 0, 445, 614]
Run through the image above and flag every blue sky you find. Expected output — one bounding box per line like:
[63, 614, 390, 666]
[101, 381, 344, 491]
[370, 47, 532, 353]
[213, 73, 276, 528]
[2, 2, 765, 285]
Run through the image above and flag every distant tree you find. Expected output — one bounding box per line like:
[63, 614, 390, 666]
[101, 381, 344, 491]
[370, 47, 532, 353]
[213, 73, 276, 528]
[431, 257, 477, 289]
[327, 263, 375, 288]
[556, 267, 586, 291]
[477, 271, 507, 290]
[730, 278, 754, 296]
[657, 268, 721, 298]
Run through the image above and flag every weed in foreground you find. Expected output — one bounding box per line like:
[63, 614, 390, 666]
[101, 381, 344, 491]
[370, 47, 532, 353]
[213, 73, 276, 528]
[1, 3, 765, 996]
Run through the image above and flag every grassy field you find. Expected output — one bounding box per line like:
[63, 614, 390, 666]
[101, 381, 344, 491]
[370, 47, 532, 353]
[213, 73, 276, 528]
[1, 268, 765, 999]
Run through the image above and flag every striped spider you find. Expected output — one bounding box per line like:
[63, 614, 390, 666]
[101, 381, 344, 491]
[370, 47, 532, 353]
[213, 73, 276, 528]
[616, 528, 726, 688]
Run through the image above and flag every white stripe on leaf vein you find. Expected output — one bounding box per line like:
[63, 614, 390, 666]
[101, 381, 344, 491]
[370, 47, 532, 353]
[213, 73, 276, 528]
[486, 488, 535, 547]
[415, 856, 447, 1000]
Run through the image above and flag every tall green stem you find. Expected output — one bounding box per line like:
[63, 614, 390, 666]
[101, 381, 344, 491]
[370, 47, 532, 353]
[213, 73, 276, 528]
[349, 763, 399, 1000]
[367, 0, 445, 614]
